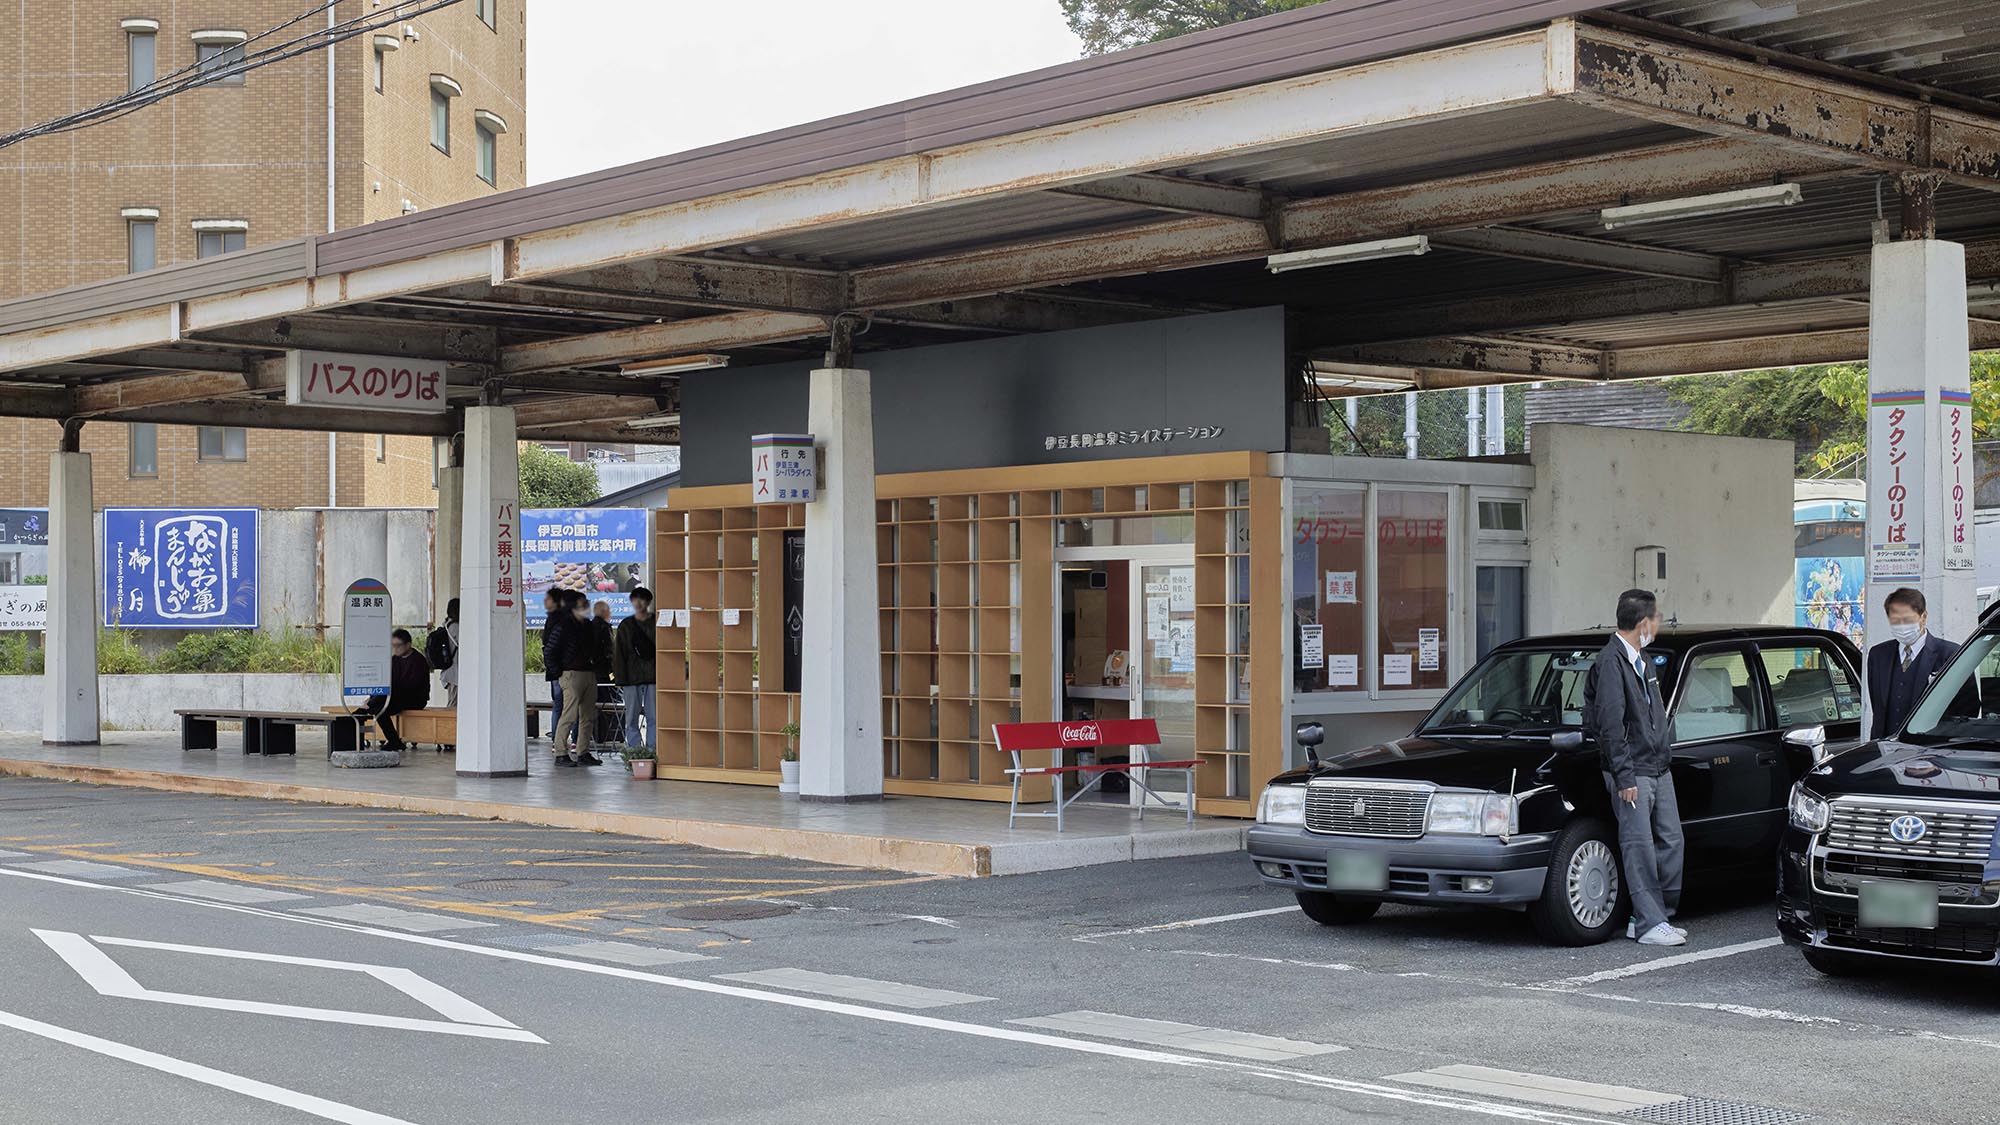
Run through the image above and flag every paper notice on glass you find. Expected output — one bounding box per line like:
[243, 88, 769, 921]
[1147, 599, 1170, 641]
[1417, 628, 1440, 672]
[723, 608, 741, 626]
[1384, 654, 1413, 686]
[1325, 571, 1357, 605]
[674, 609, 690, 627]
[1329, 654, 1358, 687]
[1169, 620, 1195, 673]
[1299, 625, 1324, 669]
[1168, 571, 1195, 612]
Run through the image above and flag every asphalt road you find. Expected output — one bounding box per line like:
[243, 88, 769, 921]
[0, 778, 1992, 1124]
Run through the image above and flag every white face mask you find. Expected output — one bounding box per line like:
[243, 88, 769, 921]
[1637, 624, 1656, 648]
[1890, 622, 1922, 644]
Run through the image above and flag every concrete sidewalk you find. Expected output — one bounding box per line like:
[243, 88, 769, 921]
[0, 732, 1245, 877]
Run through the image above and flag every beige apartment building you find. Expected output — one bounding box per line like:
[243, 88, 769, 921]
[0, 0, 527, 509]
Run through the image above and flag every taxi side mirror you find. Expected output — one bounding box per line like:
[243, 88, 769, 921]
[1549, 730, 1586, 753]
[1785, 725, 1828, 762]
[1295, 721, 1324, 766]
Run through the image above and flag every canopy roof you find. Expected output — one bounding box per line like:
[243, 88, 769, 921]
[2, 1, 1997, 443]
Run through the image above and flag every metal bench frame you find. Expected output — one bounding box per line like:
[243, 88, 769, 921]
[995, 719, 1199, 831]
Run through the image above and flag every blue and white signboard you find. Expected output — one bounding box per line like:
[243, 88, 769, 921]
[103, 508, 259, 628]
[0, 507, 50, 631]
[522, 508, 648, 628]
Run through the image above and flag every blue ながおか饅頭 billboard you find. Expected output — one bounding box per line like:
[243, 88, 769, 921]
[103, 508, 259, 628]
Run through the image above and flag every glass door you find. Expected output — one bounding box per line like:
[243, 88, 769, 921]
[1133, 561, 1197, 807]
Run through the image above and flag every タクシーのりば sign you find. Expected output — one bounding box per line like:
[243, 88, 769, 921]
[1867, 392, 1924, 580]
[102, 509, 259, 628]
[1944, 389, 1973, 572]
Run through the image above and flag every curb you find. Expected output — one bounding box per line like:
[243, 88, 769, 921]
[0, 757, 992, 878]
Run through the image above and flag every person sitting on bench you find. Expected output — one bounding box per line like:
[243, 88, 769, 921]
[356, 628, 431, 753]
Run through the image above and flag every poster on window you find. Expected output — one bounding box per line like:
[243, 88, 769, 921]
[522, 508, 649, 627]
[102, 508, 258, 629]
[0, 508, 49, 632]
[1866, 392, 1924, 580]
[1324, 571, 1357, 605]
[1417, 628, 1441, 672]
[1298, 624, 1324, 669]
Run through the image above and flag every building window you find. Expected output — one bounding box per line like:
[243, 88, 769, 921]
[1292, 484, 1366, 695]
[430, 89, 451, 153]
[198, 426, 247, 462]
[475, 125, 496, 184]
[122, 208, 159, 272]
[191, 31, 247, 85]
[1477, 498, 1526, 533]
[476, 0, 496, 29]
[128, 424, 158, 478]
[194, 220, 247, 258]
[1378, 489, 1452, 692]
[124, 21, 158, 92]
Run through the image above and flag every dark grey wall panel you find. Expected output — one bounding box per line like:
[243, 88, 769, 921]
[681, 307, 1285, 486]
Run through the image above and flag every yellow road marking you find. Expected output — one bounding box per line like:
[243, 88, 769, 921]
[605, 876, 839, 885]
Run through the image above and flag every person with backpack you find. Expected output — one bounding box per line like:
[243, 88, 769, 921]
[427, 598, 460, 708]
[613, 587, 657, 752]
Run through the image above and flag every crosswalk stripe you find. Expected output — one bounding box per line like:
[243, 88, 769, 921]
[716, 968, 991, 1009]
[13, 860, 143, 879]
[143, 879, 309, 904]
[1386, 1065, 1683, 1114]
[561, 941, 711, 967]
[1008, 1011, 1342, 1062]
[295, 904, 493, 933]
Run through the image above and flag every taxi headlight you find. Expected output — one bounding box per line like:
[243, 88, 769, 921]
[1257, 785, 1306, 826]
[1788, 783, 1829, 833]
[1428, 793, 1518, 836]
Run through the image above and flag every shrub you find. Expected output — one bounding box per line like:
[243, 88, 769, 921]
[0, 632, 43, 676]
[155, 630, 261, 674]
[249, 628, 342, 674]
[97, 630, 151, 675]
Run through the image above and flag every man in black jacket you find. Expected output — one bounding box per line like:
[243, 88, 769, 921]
[541, 589, 570, 758]
[359, 629, 431, 753]
[551, 591, 602, 767]
[614, 587, 658, 751]
[1867, 586, 1960, 739]
[1584, 588, 1685, 947]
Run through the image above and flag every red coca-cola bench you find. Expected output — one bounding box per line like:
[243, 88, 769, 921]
[994, 718, 1200, 831]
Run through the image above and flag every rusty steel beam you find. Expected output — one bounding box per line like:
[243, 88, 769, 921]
[497, 310, 826, 375]
[1052, 173, 1269, 220]
[72, 370, 256, 416]
[0, 383, 76, 420]
[1568, 25, 2000, 191]
[1431, 226, 1726, 283]
[513, 395, 662, 430]
[512, 257, 845, 315]
[1321, 337, 1609, 380]
[190, 317, 497, 364]
[95, 397, 460, 436]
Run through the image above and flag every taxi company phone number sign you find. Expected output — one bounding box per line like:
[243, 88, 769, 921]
[103, 508, 258, 628]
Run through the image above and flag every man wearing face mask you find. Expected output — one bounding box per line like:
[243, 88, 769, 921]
[1584, 588, 1685, 946]
[1868, 587, 1959, 740]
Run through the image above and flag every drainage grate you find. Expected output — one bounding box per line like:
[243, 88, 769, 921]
[481, 932, 600, 950]
[670, 902, 795, 921]
[454, 878, 570, 891]
[1621, 1098, 1814, 1125]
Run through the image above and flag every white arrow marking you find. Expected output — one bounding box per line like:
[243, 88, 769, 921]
[35, 930, 543, 1043]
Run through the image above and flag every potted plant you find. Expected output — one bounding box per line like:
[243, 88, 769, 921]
[778, 722, 800, 795]
[622, 745, 657, 781]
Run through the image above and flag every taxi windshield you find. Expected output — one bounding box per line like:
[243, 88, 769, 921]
[1900, 631, 2000, 742]
[1420, 647, 1636, 736]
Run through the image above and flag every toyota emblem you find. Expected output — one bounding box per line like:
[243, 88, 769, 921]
[1889, 814, 1928, 844]
[1351, 798, 1368, 818]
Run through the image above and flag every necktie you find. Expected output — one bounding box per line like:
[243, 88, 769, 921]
[1902, 645, 1913, 671]
[1634, 658, 1648, 701]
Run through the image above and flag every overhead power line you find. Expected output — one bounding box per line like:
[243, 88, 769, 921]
[0, 0, 467, 151]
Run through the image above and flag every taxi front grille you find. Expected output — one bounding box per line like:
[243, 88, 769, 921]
[1825, 801, 1998, 861]
[1821, 906, 2000, 962]
[1304, 783, 1430, 838]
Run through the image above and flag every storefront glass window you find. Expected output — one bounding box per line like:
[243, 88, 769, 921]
[1292, 485, 1365, 693]
[1378, 489, 1451, 691]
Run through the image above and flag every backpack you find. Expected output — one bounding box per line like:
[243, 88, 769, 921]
[425, 624, 456, 672]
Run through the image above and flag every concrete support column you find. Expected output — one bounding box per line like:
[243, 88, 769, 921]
[434, 443, 463, 622]
[1403, 392, 1419, 460]
[456, 407, 526, 777]
[800, 367, 884, 801]
[43, 451, 98, 745]
[1864, 237, 1975, 657]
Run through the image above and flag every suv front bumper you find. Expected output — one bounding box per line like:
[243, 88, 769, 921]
[1777, 826, 2000, 967]
[1247, 824, 1555, 906]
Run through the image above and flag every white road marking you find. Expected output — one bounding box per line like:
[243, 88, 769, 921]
[718, 968, 994, 1009]
[1, 867, 1625, 1124]
[143, 879, 308, 904]
[0, 1005, 416, 1125]
[15, 860, 141, 879]
[1009, 1010, 1343, 1061]
[1387, 1065, 1683, 1114]
[0, 849, 29, 858]
[561, 941, 711, 967]
[297, 903, 494, 932]
[34, 930, 543, 1043]
[1077, 906, 1298, 940]
[1539, 938, 1784, 988]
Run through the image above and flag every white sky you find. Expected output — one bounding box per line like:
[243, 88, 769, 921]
[526, 1, 1085, 184]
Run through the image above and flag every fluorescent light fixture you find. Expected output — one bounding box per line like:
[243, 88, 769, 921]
[1268, 235, 1429, 274]
[1308, 360, 1419, 393]
[620, 353, 730, 377]
[626, 412, 681, 431]
[1600, 183, 1802, 229]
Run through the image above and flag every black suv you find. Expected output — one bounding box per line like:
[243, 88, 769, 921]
[1248, 626, 1864, 945]
[1779, 615, 2000, 974]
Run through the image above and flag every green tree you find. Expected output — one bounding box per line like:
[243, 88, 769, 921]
[518, 442, 599, 508]
[1060, 0, 1324, 54]
[1322, 386, 1526, 459]
[1665, 365, 1863, 472]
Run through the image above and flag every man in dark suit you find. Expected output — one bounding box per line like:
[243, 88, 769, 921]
[1584, 588, 1685, 946]
[1868, 587, 1960, 740]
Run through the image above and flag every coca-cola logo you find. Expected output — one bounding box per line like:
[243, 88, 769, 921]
[1059, 723, 1101, 745]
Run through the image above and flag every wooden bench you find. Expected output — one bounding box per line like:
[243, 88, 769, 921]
[321, 706, 456, 752]
[994, 718, 1199, 830]
[177, 709, 365, 758]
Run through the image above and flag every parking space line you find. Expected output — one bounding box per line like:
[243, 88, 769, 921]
[719, 968, 993, 1009]
[1009, 1011, 1343, 1061]
[1537, 938, 1783, 989]
[1386, 1065, 1682, 1114]
[0, 1006, 415, 1124]
[1077, 906, 1298, 940]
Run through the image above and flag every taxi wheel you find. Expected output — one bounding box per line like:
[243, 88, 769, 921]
[1528, 818, 1626, 946]
[1295, 891, 1380, 926]
[1801, 947, 1875, 977]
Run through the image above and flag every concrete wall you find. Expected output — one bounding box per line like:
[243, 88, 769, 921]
[1528, 423, 1793, 633]
[0, 673, 555, 731]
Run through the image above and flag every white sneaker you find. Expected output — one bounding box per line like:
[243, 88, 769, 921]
[1628, 919, 1688, 940]
[1637, 922, 1686, 946]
